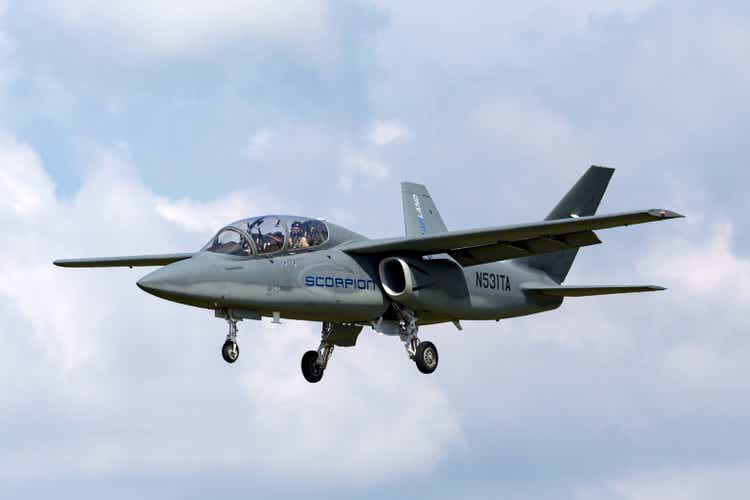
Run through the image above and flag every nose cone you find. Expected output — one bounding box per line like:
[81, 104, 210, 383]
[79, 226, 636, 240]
[136, 269, 168, 295]
[136, 257, 216, 307]
[137, 266, 177, 298]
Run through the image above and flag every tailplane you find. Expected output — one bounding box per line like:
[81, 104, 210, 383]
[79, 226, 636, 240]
[521, 284, 666, 297]
[522, 166, 614, 282]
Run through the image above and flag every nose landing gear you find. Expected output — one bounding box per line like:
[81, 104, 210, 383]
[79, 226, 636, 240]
[221, 313, 240, 364]
[301, 322, 336, 383]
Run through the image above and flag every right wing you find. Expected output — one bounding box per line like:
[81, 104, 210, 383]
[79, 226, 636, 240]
[53, 253, 194, 268]
[343, 209, 683, 266]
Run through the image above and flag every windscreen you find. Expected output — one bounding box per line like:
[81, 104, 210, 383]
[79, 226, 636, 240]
[202, 215, 329, 256]
[202, 228, 252, 256]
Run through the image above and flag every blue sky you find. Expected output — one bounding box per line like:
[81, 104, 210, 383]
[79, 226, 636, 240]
[0, 1, 749, 499]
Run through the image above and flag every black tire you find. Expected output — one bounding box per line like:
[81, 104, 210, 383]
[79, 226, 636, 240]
[222, 340, 240, 364]
[301, 350, 324, 383]
[415, 341, 438, 374]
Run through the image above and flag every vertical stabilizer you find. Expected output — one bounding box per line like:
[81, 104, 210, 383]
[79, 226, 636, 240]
[522, 166, 615, 282]
[401, 182, 448, 236]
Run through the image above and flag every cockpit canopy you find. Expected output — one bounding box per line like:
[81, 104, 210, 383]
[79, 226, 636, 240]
[202, 215, 330, 257]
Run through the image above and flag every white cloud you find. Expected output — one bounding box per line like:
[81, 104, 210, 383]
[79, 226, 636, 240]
[576, 462, 750, 500]
[371, 1, 657, 73]
[338, 149, 389, 192]
[42, 0, 336, 59]
[156, 190, 280, 234]
[0, 1, 14, 116]
[368, 120, 410, 146]
[0, 136, 56, 216]
[641, 221, 750, 304]
[467, 95, 593, 179]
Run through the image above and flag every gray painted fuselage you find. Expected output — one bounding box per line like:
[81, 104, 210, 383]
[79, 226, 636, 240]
[137, 221, 561, 325]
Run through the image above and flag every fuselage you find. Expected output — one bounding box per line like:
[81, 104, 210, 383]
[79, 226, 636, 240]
[137, 217, 562, 325]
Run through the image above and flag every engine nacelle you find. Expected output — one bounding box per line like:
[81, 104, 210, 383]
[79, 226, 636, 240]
[378, 256, 470, 316]
[379, 257, 416, 298]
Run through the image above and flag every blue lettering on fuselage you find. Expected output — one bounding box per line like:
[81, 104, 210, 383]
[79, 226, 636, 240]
[305, 276, 375, 290]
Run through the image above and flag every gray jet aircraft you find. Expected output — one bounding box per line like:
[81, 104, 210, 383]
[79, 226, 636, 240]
[55, 166, 683, 383]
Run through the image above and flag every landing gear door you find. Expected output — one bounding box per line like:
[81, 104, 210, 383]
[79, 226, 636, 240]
[322, 323, 363, 347]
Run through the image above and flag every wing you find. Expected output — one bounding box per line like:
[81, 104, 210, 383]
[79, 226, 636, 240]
[521, 284, 666, 297]
[342, 209, 683, 266]
[53, 253, 194, 268]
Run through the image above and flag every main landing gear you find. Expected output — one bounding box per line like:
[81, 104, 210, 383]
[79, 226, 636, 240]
[301, 322, 335, 383]
[396, 306, 439, 375]
[221, 314, 240, 363]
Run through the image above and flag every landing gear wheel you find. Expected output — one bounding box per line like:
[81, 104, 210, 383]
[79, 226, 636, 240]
[301, 350, 324, 383]
[414, 341, 438, 374]
[222, 340, 240, 364]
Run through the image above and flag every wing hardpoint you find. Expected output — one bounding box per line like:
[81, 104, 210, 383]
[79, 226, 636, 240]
[342, 209, 683, 265]
[401, 182, 447, 236]
[53, 253, 194, 268]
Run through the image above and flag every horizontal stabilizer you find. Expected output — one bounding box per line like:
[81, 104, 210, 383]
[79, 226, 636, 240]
[521, 283, 666, 297]
[54, 253, 194, 268]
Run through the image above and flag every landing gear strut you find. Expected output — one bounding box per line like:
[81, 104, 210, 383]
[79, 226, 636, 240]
[396, 305, 439, 374]
[301, 322, 336, 383]
[221, 313, 240, 364]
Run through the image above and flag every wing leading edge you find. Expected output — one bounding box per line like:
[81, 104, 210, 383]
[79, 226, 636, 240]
[53, 253, 194, 268]
[342, 209, 683, 266]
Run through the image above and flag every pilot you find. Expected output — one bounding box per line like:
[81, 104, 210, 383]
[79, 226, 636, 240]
[307, 221, 326, 246]
[290, 221, 310, 249]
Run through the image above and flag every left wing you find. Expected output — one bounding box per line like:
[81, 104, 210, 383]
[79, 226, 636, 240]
[342, 209, 683, 266]
[54, 253, 194, 268]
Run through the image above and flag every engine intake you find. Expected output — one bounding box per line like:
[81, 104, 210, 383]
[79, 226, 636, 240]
[379, 257, 414, 297]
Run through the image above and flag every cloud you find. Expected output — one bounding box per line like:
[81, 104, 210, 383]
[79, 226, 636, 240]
[641, 221, 750, 304]
[467, 95, 592, 174]
[371, 0, 658, 73]
[338, 149, 389, 192]
[368, 120, 410, 146]
[0, 136, 55, 216]
[156, 190, 280, 234]
[0, 1, 14, 111]
[576, 462, 750, 500]
[41, 0, 336, 59]
[0, 136, 462, 486]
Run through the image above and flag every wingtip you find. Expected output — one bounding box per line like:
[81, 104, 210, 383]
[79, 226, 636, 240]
[648, 209, 685, 219]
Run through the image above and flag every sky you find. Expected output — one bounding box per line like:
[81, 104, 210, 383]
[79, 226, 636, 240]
[0, 1, 748, 498]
